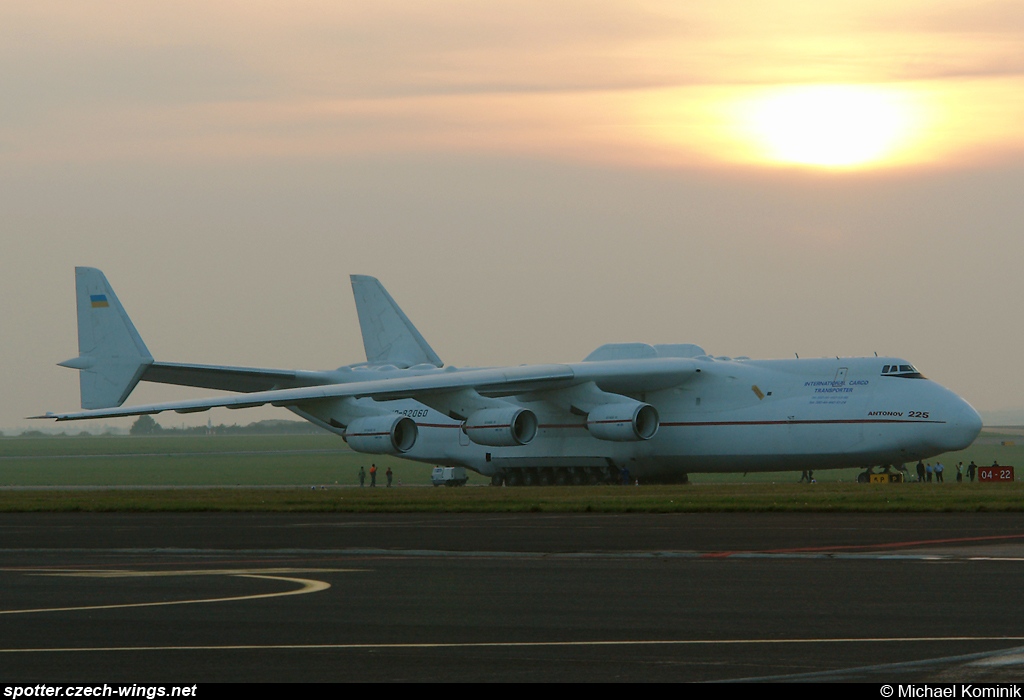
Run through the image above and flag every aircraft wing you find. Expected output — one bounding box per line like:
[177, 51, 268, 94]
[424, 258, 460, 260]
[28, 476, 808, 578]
[34, 358, 698, 421]
[140, 362, 340, 393]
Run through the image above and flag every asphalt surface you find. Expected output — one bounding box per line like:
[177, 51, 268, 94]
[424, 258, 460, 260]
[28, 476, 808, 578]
[2, 512, 1024, 682]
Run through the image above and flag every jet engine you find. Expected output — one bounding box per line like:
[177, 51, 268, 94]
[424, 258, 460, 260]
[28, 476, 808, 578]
[463, 408, 538, 447]
[344, 414, 418, 454]
[586, 402, 659, 442]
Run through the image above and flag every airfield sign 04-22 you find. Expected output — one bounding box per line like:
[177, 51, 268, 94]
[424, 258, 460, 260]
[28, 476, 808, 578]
[978, 466, 1015, 482]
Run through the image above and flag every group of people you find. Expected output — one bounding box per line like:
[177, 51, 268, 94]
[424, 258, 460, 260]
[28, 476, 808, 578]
[915, 460, 982, 483]
[357, 463, 394, 487]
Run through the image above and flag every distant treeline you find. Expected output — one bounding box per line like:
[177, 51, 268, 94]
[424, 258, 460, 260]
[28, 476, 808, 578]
[11, 416, 326, 438]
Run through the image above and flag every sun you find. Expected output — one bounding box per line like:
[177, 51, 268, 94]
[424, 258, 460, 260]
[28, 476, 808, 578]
[731, 85, 919, 169]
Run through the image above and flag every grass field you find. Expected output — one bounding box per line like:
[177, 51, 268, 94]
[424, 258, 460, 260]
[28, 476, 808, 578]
[0, 429, 1020, 512]
[0, 434, 418, 486]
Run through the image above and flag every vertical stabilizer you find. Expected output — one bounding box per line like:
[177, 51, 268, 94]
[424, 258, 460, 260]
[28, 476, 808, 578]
[350, 275, 442, 368]
[60, 267, 154, 408]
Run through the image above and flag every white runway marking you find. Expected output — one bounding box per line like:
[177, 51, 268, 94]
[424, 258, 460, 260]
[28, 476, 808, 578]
[2, 635, 1024, 654]
[0, 568, 353, 616]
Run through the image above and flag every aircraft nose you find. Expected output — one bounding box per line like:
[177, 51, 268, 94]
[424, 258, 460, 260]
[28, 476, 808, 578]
[940, 397, 983, 451]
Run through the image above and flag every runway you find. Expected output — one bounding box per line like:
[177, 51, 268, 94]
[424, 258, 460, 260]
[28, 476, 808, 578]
[2, 512, 1023, 682]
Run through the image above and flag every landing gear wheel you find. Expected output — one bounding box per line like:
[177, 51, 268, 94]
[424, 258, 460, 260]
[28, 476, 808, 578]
[491, 473, 505, 487]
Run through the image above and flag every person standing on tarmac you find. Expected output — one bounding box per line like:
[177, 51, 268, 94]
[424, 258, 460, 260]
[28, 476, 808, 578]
[358, 466, 366, 487]
[370, 463, 377, 487]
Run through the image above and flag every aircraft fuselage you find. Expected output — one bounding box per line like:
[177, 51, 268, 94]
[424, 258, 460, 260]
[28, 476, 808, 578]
[294, 355, 981, 481]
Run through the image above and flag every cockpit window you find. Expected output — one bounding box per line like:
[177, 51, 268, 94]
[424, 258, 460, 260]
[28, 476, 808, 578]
[881, 363, 926, 379]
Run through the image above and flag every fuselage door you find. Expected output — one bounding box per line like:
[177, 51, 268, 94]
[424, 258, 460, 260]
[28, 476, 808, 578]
[834, 367, 848, 384]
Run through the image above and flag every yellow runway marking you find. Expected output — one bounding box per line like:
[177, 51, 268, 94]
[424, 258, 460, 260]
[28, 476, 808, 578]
[2, 636, 1024, 654]
[0, 568, 356, 616]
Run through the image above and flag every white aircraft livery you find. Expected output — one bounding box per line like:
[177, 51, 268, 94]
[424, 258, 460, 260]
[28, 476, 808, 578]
[36, 267, 983, 485]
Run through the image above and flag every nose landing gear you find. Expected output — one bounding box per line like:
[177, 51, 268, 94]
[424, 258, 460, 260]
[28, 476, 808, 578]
[857, 464, 905, 483]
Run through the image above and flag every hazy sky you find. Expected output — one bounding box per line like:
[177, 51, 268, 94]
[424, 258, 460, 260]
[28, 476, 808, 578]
[3, 1, 1023, 429]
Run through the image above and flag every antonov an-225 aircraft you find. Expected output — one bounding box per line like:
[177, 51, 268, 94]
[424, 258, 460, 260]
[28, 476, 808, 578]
[37, 267, 982, 485]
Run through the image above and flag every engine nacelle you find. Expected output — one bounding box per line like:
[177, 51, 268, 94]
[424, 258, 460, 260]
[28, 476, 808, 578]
[345, 414, 418, 454]
[463, 408, 537, 447]
[586, 402, 659, 442]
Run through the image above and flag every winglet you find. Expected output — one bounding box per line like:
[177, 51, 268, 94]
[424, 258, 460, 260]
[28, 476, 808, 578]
[66, 267, 154, 408]
[350, 275, 442, 368]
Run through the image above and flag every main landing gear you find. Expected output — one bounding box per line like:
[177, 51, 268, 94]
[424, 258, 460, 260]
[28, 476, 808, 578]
[490, 466, 617, 486]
